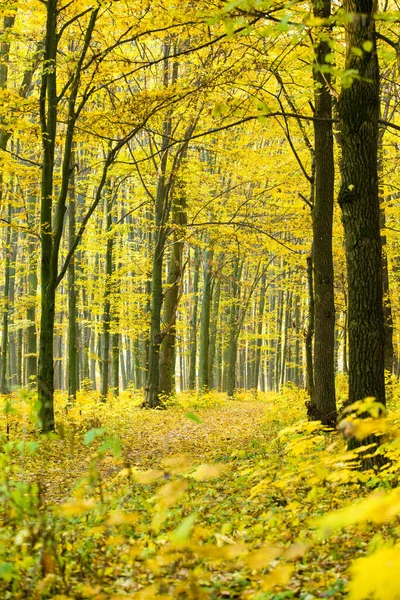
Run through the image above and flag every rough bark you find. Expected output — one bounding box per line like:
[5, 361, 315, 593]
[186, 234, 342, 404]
[337, 0, 385, 444]
[159, 187, 186, 397]
[311, 0, 337, 426]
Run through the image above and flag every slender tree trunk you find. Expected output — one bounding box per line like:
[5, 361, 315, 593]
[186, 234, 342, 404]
[112, 333, 119, 395]
[280, 290, 292, 388]
[8, 229, 17, 388]
[67, 152, 78, 402]
[275, 287, 284, 391]
[294, 295, 301, 387]
[267, 287, 276, 391]
[90, 327, 97, 390]
[145, 224, 166, 406]
[0, 16, 15, 395]
[311, 0, 337, 425]
[227, 258, 242, 398]
[198, 247, 214, 391]
[253, 270, 267, 391]
[101, 193, 113, 401]
[0, 205, 12, 394]
[305, 253, 315, 406]
[188, 247, 200, 390]
[26, 200, 38, 385]
[208, 277, 221, 389]
[120, 337, 127, 390]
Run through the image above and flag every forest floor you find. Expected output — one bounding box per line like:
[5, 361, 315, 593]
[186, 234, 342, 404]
[0, 386, 399, 599]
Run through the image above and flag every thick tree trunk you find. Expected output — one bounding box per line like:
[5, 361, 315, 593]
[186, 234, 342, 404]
[337, 0, 385, 418]
[159, 185, 187, 398]
[311, 0, 337, 426]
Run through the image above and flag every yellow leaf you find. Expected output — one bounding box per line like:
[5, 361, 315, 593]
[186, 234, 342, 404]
[105, 535, 125, 546]
[158, 480, 188, 508]
[284, 543, 308, 560]
[105, 511, 139, 526]
[247, 545, 283, 570]
[77, 584, 102, 598]
[132, 469, 164, 484]
[353, 418, 387, 440]
[191, 464, 227, 481]
[151, 510, 168, 531]
[59, 498, 96, 516]
[161, 454, 192, 473]
[260, 565, 293, 589]
[195, 543, 246, 560]
[134, 583, 159, 599]
[349, 544, 400, 600]
[318, 489, 400, 535]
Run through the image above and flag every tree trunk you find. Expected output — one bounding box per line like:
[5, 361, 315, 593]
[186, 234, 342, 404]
[311, 0, 337, 426]
[198, 247, 214, 391]
[208, 277, 221, 389]
[112, 333, 119, 396]
[188, 247, 200, 390]
[100, 194, 113, 401]
[253, 269, 267, 391]
[227, 258, 242, 398]
[305, 253, 315, 407]
[159, 179, 187, 398]
[337, 0, 385, 440]
[67, 152, 78, 402]
[0, 205, 12, 394]
[26, 198, 38, 385]
[280, 290, 292, 389]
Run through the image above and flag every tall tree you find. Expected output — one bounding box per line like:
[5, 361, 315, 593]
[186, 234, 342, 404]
[310, 0, 337, 426]
[337, 0, 385, 410]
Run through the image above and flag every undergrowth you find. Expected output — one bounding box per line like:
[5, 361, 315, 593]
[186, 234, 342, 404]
[0, 385, 400, 599]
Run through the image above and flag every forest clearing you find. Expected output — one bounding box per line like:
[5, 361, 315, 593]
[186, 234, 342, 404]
[1, 385, 400, 600]
[1, 0, 400, 597]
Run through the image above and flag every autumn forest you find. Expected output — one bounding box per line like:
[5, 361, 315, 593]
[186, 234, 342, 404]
[1, 0, 400, 598]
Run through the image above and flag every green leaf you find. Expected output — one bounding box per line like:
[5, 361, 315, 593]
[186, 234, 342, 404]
[83, 427, 106, 446]
[351, 46, 363, 57]
[0, 562, 15, 582]
[170, 513, 197, 544]
[186, 412, 202, 424]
